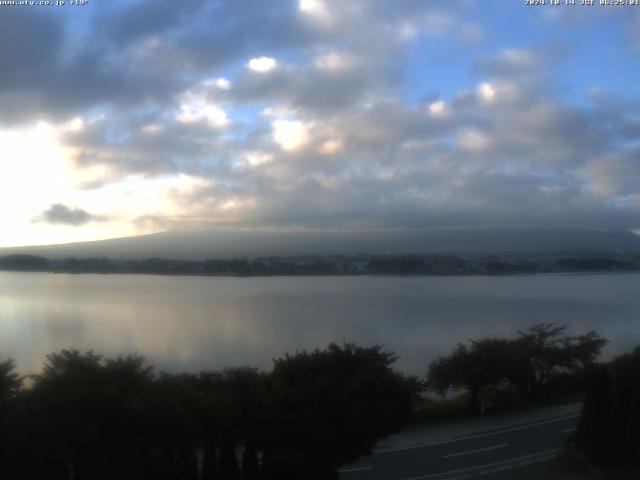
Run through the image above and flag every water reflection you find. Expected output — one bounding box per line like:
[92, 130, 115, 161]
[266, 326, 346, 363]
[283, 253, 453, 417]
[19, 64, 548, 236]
[1, 272, 638, 374]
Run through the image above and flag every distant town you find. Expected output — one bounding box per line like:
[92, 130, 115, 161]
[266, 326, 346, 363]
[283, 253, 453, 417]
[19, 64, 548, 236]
[1, 251, 639, 276]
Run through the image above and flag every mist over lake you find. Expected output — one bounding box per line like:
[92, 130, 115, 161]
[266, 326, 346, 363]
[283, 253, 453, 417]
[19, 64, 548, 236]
[1, 271, 638, 375]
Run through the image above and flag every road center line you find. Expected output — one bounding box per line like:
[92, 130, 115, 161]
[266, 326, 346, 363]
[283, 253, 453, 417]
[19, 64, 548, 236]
[338, 466, 372, 473]
[399, 448, 561, 480]
[443, 443, 508, 459]
[375, 413, 579, 454]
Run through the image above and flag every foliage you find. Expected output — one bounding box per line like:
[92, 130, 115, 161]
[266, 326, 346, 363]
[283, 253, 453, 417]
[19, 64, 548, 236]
[0, 344, 419, 480]
[428, 338, 513, 413]
[0, 359, 21, 404]
[576, 347, 640, 468]
[262, 343, 422, 476]
[427, 323, 608, 413]
[510, 324, 608, 397]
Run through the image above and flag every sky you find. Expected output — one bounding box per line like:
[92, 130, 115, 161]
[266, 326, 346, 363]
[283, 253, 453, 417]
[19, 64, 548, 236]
[1, 0, 640, 248]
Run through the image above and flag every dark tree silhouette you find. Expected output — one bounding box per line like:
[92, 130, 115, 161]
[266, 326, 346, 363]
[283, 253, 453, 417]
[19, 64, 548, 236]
[428, 324, 609, 413]
[428, 338, 512, 413]
[0, 358, 25, 479]
[509, 324, 607, 398]
[1, 344, 421, 479]
[262, 343, 422, 478]
[0, 359, 21, 404]
[28, 350, 159, 480]
[576, 347, 640, 469]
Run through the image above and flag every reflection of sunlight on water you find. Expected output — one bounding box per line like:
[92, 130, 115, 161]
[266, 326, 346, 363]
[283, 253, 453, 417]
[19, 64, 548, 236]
[0, 272, 639, 375]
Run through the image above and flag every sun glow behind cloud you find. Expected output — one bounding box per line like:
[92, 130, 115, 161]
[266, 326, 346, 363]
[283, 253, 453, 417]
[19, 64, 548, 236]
[0, 122, 216, 247]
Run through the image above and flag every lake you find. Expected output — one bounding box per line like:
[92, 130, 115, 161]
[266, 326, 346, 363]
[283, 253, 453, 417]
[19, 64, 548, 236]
[1, 271, 638, 375]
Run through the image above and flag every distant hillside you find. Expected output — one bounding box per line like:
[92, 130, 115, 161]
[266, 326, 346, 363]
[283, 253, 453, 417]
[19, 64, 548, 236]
[1, 228, 639, 260]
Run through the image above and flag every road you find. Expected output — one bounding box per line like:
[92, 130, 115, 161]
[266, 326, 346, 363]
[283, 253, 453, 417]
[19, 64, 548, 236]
[339, 411, 581, 480]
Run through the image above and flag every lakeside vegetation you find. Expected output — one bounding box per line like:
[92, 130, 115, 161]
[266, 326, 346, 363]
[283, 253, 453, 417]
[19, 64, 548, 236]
[0, 323, 628, 479]
[571, 347, 640, 475]
[0, 344, 420, 480]
[1, 252, 640, 277]
[428, 323, 608, 415]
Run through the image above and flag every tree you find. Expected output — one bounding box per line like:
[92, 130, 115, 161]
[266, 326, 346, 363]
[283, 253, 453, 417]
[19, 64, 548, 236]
[29, 350, 159, 480]
[428, 325, 609, 412]
[0, 359, 21, 404]
[428, 338, 513, 414]
[576, 346, 640, 468]
[0, 358, 24, 479]
[509, 323, 608, 398]
[262, 343, 422, 478]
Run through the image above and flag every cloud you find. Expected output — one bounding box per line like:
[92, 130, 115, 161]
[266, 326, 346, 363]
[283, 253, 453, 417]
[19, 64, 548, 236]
[38, 204, 108, 226]
[176, 90, 228, 127]
[247, 56, 278, 73]
[582, 150, 640, 197]
[272, 119, 310, 151]
[476, 82, 496, 105]
[475, 48, 545, 78]
[1, 0, 639, 242]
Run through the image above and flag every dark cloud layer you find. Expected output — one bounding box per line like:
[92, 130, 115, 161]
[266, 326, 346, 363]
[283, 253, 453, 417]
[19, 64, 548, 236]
[39, 204, 107, 227]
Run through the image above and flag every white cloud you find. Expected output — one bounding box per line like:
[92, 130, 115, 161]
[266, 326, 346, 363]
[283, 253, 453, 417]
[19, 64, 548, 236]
[201, 77, 231, 90]
[60, 117, 84, 132]
[477, 82, 496, 105]
[427, 100, 449, 117]
[299, 0, 329, 17]
[261, 106, 297, 118]
[320, 138, 343, 155]
[245, 151, 274, 167]
[247, 56, 278, 73]
[176, 91, 228, 127]
[141, 124, 163, 134]
[272, 119, 310, 151]
[215, 77, 231, 90]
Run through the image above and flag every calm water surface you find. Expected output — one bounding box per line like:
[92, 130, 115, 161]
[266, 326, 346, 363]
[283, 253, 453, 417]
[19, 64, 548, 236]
[1, 272, 639, 375]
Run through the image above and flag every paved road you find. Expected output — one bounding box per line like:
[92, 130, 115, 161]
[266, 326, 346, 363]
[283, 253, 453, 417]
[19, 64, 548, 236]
[339, 412, 580, 480]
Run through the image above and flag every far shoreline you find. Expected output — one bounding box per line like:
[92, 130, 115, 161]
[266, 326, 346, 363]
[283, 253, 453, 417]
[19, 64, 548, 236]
[2, 268, 640, 279]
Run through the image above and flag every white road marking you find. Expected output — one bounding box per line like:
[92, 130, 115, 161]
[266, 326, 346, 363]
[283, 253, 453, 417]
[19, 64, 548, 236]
[477, 452, 559, 476]
[338, 466, 372, 473]
[399, 448, 561, 480]
[443, 443, 508, 459]
[562, 428, 576, 434]
[375, 414, 579, 454]
[477, 464, 515, 475]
